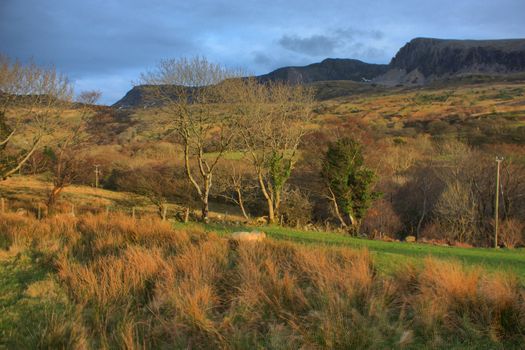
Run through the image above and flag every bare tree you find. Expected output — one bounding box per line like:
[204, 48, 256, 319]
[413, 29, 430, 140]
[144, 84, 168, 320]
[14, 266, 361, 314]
[46, 90, 100, 213]
[0, 55, 72, 180]
[46, 126, 84, 213]
[236, 78, 314, 224]
[111, 164, 178, 220]
[77, 90, 102, 106]
[139, 57, 242, 222]
[213, 160, 257, 221]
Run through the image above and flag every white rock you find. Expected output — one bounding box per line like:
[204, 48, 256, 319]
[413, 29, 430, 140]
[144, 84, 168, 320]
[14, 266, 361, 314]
[231, 231, 266, 242]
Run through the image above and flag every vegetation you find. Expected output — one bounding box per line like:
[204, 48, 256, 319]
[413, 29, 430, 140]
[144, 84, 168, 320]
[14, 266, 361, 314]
[1, 54, 525, 347]
[0, 55, 73, 180]
[1, 213, 524, 349]
[321, 137, 379, 231]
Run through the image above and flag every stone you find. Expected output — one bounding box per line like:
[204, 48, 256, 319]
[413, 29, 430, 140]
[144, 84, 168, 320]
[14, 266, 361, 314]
[405, 235, 416, 243]
[231, 231, 266, 242]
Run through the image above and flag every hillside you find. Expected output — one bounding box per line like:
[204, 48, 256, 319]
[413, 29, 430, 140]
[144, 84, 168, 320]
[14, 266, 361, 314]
[257, 58, 389, 84]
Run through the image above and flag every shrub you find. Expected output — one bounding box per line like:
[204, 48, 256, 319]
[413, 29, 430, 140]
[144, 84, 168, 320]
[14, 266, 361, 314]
[498, 219, 524, 248]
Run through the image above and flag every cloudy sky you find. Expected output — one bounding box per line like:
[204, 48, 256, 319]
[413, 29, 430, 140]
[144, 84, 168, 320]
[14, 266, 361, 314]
[2, 0, 525, 104]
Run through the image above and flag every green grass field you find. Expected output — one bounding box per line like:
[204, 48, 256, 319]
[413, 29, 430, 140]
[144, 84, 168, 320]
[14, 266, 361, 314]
[177, 222, 525, 280]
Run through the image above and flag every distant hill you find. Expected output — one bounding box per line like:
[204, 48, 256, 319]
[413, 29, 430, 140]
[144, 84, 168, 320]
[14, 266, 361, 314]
[113, 85, 198, 109]
[257, 58, 389, 84]
[113, 85, 166, 109]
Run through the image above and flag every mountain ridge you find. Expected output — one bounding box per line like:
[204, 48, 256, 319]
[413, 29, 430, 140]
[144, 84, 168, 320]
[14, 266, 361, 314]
[113, 37, 525, 108]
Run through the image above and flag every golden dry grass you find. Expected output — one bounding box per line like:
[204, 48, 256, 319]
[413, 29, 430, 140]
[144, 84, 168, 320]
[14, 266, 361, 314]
[0, 213, 524, 348]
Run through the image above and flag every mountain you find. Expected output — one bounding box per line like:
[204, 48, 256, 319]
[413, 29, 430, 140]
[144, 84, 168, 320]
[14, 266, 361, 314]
[113, 85, 198, 109]
[113, 38, 525, 108]
[113, 85, 163, 109]
[374, 38, 525, 85]
[113, 59, 388, 107]
[257, 58, 389, 84]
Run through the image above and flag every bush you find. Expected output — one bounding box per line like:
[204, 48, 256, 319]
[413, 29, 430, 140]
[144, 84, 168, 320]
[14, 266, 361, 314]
[279, 187, 313, 227]
[360, 199, 403, 238]
[499, 219, 524, 248]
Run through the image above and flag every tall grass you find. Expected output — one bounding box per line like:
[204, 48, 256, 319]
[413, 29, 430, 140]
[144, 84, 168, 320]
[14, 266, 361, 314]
[1, 213, 524, 348]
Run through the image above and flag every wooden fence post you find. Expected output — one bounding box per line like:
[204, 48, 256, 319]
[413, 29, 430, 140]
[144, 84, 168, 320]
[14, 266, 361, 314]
[184, 207, 190, 223]
[162, 204, 167, 221]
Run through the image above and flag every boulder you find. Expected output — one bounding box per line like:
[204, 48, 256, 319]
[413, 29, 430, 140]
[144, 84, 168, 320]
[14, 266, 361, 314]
[15, 208, 28, 216]
[405, 235, 416, 243]
[231, 231, 266, 242]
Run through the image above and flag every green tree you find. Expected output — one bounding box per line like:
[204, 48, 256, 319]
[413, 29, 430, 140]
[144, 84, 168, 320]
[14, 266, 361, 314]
[321, 137, 379, 232]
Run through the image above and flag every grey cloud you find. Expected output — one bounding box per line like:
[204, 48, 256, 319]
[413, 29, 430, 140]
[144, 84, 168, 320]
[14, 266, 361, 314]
[334, 28, 385, 41]
[279, 35, 338, 56]
[276, 27, 388, 63]
[253, 52, 273, 66]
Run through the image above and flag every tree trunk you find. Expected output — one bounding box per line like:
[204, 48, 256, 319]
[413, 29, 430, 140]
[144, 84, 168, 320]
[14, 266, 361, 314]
[236, 188, 249, 220]
[267, 197, 275, 224]
[257, 172, 275, 224]
[416, 196, 427, 240]
[348, 214, 360, 236]
[328, 186, 348, 228]
[201, 178, 210, 223]
[274, 191, 281, 219]
[201, 200, 209, 223]
[160, 204, 167, 221]
[47, 186, 63, 214]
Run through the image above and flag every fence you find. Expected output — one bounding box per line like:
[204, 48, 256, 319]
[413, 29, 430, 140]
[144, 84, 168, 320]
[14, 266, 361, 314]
[0, 196, 190, 222]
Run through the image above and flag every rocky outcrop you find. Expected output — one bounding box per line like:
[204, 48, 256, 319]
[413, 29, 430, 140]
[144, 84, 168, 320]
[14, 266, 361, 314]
[375, 38, 525, 86]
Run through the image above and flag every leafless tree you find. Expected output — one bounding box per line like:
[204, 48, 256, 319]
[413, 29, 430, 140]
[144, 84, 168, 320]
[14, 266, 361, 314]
[0, 55, 72, 180]
[46, 90, 100, 213]
[213, 160, 257, 221]
[112, 164, 178, 220]
[46, 125, 85, 213]
[77, 90, 102, 106]
[139, 57, 242, 222]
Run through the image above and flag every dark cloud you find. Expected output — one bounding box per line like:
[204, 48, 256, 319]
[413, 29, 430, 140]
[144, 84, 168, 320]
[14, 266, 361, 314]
[276, 27, 388, 65]
[279, 35, 338, 56]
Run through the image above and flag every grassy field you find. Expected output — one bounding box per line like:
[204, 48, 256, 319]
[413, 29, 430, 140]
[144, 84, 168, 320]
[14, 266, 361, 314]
[2, 175, 524, 280]
[0, 213, 523, 349]
[178, 222, 525, 280]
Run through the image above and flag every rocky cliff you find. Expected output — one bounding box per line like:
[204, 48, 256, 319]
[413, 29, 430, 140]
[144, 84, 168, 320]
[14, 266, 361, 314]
[375, 38, 525, 85]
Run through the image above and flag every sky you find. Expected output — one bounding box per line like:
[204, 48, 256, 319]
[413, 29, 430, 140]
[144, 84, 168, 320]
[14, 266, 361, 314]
[1, 0, 525, 105]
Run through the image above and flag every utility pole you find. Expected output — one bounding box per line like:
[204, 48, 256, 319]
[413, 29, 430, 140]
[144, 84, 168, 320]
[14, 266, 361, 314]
[494, 156, 504, 248]
[94, 164, 100, 189]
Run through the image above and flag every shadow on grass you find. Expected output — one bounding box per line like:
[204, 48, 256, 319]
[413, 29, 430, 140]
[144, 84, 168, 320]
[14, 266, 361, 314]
[0, 254, 70, 349]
